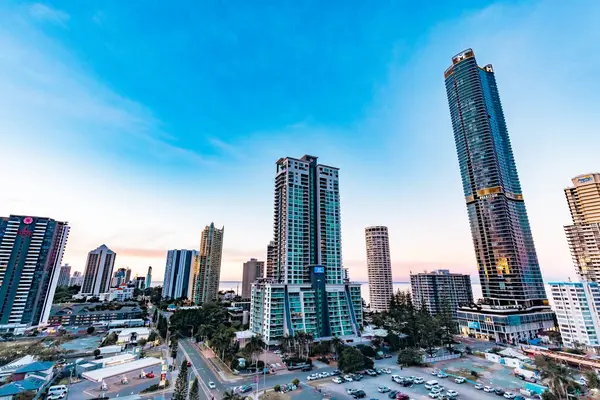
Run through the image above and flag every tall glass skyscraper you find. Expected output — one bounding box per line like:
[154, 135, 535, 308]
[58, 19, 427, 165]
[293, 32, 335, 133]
[250, 155, 362, 345]
[445, 49, 554, 343]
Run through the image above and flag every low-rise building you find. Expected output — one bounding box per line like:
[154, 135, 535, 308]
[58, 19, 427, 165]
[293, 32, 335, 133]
[49, 303, 144, 327]
[112, 327, 150, 344]
[550, 281, 600, 352]
[108, 286, 135, 302]
[410, 269, 473, 319]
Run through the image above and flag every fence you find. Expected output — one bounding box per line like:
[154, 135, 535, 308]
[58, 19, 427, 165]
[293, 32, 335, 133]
[422, 353, 461, 363]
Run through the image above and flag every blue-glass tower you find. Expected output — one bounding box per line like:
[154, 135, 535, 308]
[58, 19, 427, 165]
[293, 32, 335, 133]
[445, 49, 548, 309]
[445, 49, 554, 343]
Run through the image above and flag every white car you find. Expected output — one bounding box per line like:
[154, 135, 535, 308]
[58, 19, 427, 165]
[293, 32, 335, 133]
[425, 380, 439, 390]
[431, 386, 444, 394]
[454, 377, 465, 384]
[208, 381, 216, 389]
[483, 386, 494, 393]
[503, 393, 516, 399]
[47, 395, 65, 400]
[320, 372, 330, 378]
[332, 377, 343, 384]
[382, 368, 392, 374]
[474, 384, 484, 390]
[377, 386, 390, 393]
[414, 377, 425, 384]
[307, 374, 319, 381]
[347, 388, 357, 395]
[437, 372, 448, 379]
[428, 393, 440, 399]
[446, 390, 458, 398]
[343, 375, 353, 382]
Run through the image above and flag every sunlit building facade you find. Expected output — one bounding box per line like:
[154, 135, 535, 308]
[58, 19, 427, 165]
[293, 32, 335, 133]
[445, 49, 554, 343]
[251, 155, 362, 345]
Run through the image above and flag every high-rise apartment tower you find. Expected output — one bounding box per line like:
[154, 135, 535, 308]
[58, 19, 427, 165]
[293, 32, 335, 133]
[0, 215, 69, 330]
[192, 223, 224, 304]
[365, 226, 393, 312]
[250, 155, 362, 345]
[444, 49, 554, 343]
[57, 264, 72, 288]
[162, 250, 198, 300]
[564, 173, 600, 281]
[80, 245, 116, 296]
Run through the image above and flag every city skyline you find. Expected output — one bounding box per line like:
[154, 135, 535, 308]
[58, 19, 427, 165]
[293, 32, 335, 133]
[2, 1, 600, 284]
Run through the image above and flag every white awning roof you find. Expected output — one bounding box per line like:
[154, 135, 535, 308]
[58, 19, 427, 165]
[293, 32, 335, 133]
[82, 358, 162, 382]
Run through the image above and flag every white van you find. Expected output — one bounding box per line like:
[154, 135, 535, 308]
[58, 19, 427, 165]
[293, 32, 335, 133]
[424, 380, 439, 390]
[47, 386, 68, 398]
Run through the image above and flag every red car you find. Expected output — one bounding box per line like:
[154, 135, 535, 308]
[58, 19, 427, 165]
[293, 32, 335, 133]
[396, 393, 409, 400]
[145, 372, 155, 379]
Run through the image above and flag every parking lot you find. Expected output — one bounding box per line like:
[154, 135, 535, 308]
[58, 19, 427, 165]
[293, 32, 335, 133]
[310, 358, 525, 400]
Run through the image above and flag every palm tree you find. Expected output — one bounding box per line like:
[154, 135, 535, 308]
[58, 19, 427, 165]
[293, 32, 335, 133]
[535, 355, 577, 399]
[221, 390, 241, 400]
[244, 335, 265, 367]
[304, 332, 314, 357]
[331, 336, 344, 359]
[280, 333, 293, 354]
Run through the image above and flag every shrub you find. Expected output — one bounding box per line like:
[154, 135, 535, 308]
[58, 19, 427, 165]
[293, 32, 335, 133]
[292, 378, 300, 386]
[471, 370, 479, 378]
[93, 349, 101, 357]
[356, 344, 376, 357]
[274, 384, 281, 392]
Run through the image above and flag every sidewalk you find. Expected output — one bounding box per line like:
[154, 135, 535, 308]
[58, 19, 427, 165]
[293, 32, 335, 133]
[194, 341, 243, 383]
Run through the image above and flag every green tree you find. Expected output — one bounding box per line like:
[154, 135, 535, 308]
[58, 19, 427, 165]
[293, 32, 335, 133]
[189, 378, 200, 400]
[170, 338, 178, 360]
[338, 347, 365, 373]
[101, 332, 117, 347]
[173, 360, 189, 400]
[416, 305, 440, 356]
[87, 326, 95, 335]
[331, 336, 344, 359]
[585, 371, 600, 389]
[221, 390, 241, 400]
[243, 335, 265, 367]
[535, 355, 577, 399]
[437, 297, 457, 350]
[397, 347, 422, 367]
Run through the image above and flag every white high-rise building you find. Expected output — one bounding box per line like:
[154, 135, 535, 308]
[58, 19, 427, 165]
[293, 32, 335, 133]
[564, 174, 600, 282]
[250, 155, 363, 345]
[69, 271, 83, 287]
[0, 215, 69, 330]
[365, 226, 394, 312]
[80, 245, 116, 296]
[550, 281, 600, 352]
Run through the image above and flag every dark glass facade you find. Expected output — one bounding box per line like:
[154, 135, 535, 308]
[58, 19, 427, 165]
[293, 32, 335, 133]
[445, 49, 548, 308]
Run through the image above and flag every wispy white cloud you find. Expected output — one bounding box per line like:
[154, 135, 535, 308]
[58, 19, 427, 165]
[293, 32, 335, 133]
[28, 3, 69, 27]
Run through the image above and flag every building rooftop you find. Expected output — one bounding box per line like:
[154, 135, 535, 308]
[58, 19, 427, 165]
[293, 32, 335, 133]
[0, 377, 46, 396]
[15, 361, 54, 374]
[81, 357, 162, 382]
[50, 303, 143, 317]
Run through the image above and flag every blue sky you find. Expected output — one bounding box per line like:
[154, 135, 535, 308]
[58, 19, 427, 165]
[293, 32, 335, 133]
[1, 1, 599, 283]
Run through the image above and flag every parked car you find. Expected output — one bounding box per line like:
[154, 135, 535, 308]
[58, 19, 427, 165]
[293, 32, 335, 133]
[145, 372, 155, 379]
[381, 368, 392, 374]
[307, 374, 319, 381]
[331, 369, 341, 376]
[474, 383, 484, 390]
[425, 380, 439, 390]
[428, 392, 440, 399]
[301, 365, 312, 372]
[343, 375, 354, 382]
[332, 377, 343, 384]
[239, 385, 252, 393]
[494, 388, 505, 396]
[414, 377, 425, 384]
[454, 377, 465, 384]
[437, 372, 448, 379]
[431, 386, 444, 394]
[378, 386, 391, 393]
[483, 386, 494, 392]
[352, 390, 366, 398]
[431, 369, 439, 376]
[352, 374, 363, 381]
[367, 369, 378, 376]
[347, 388, 358, 395]
[388, 390, 398, 399]
[446, 390, 458, 398]
[396, 393, 409, 400]
[503, 393, 516, 399]
[384, 353, 393, 358]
